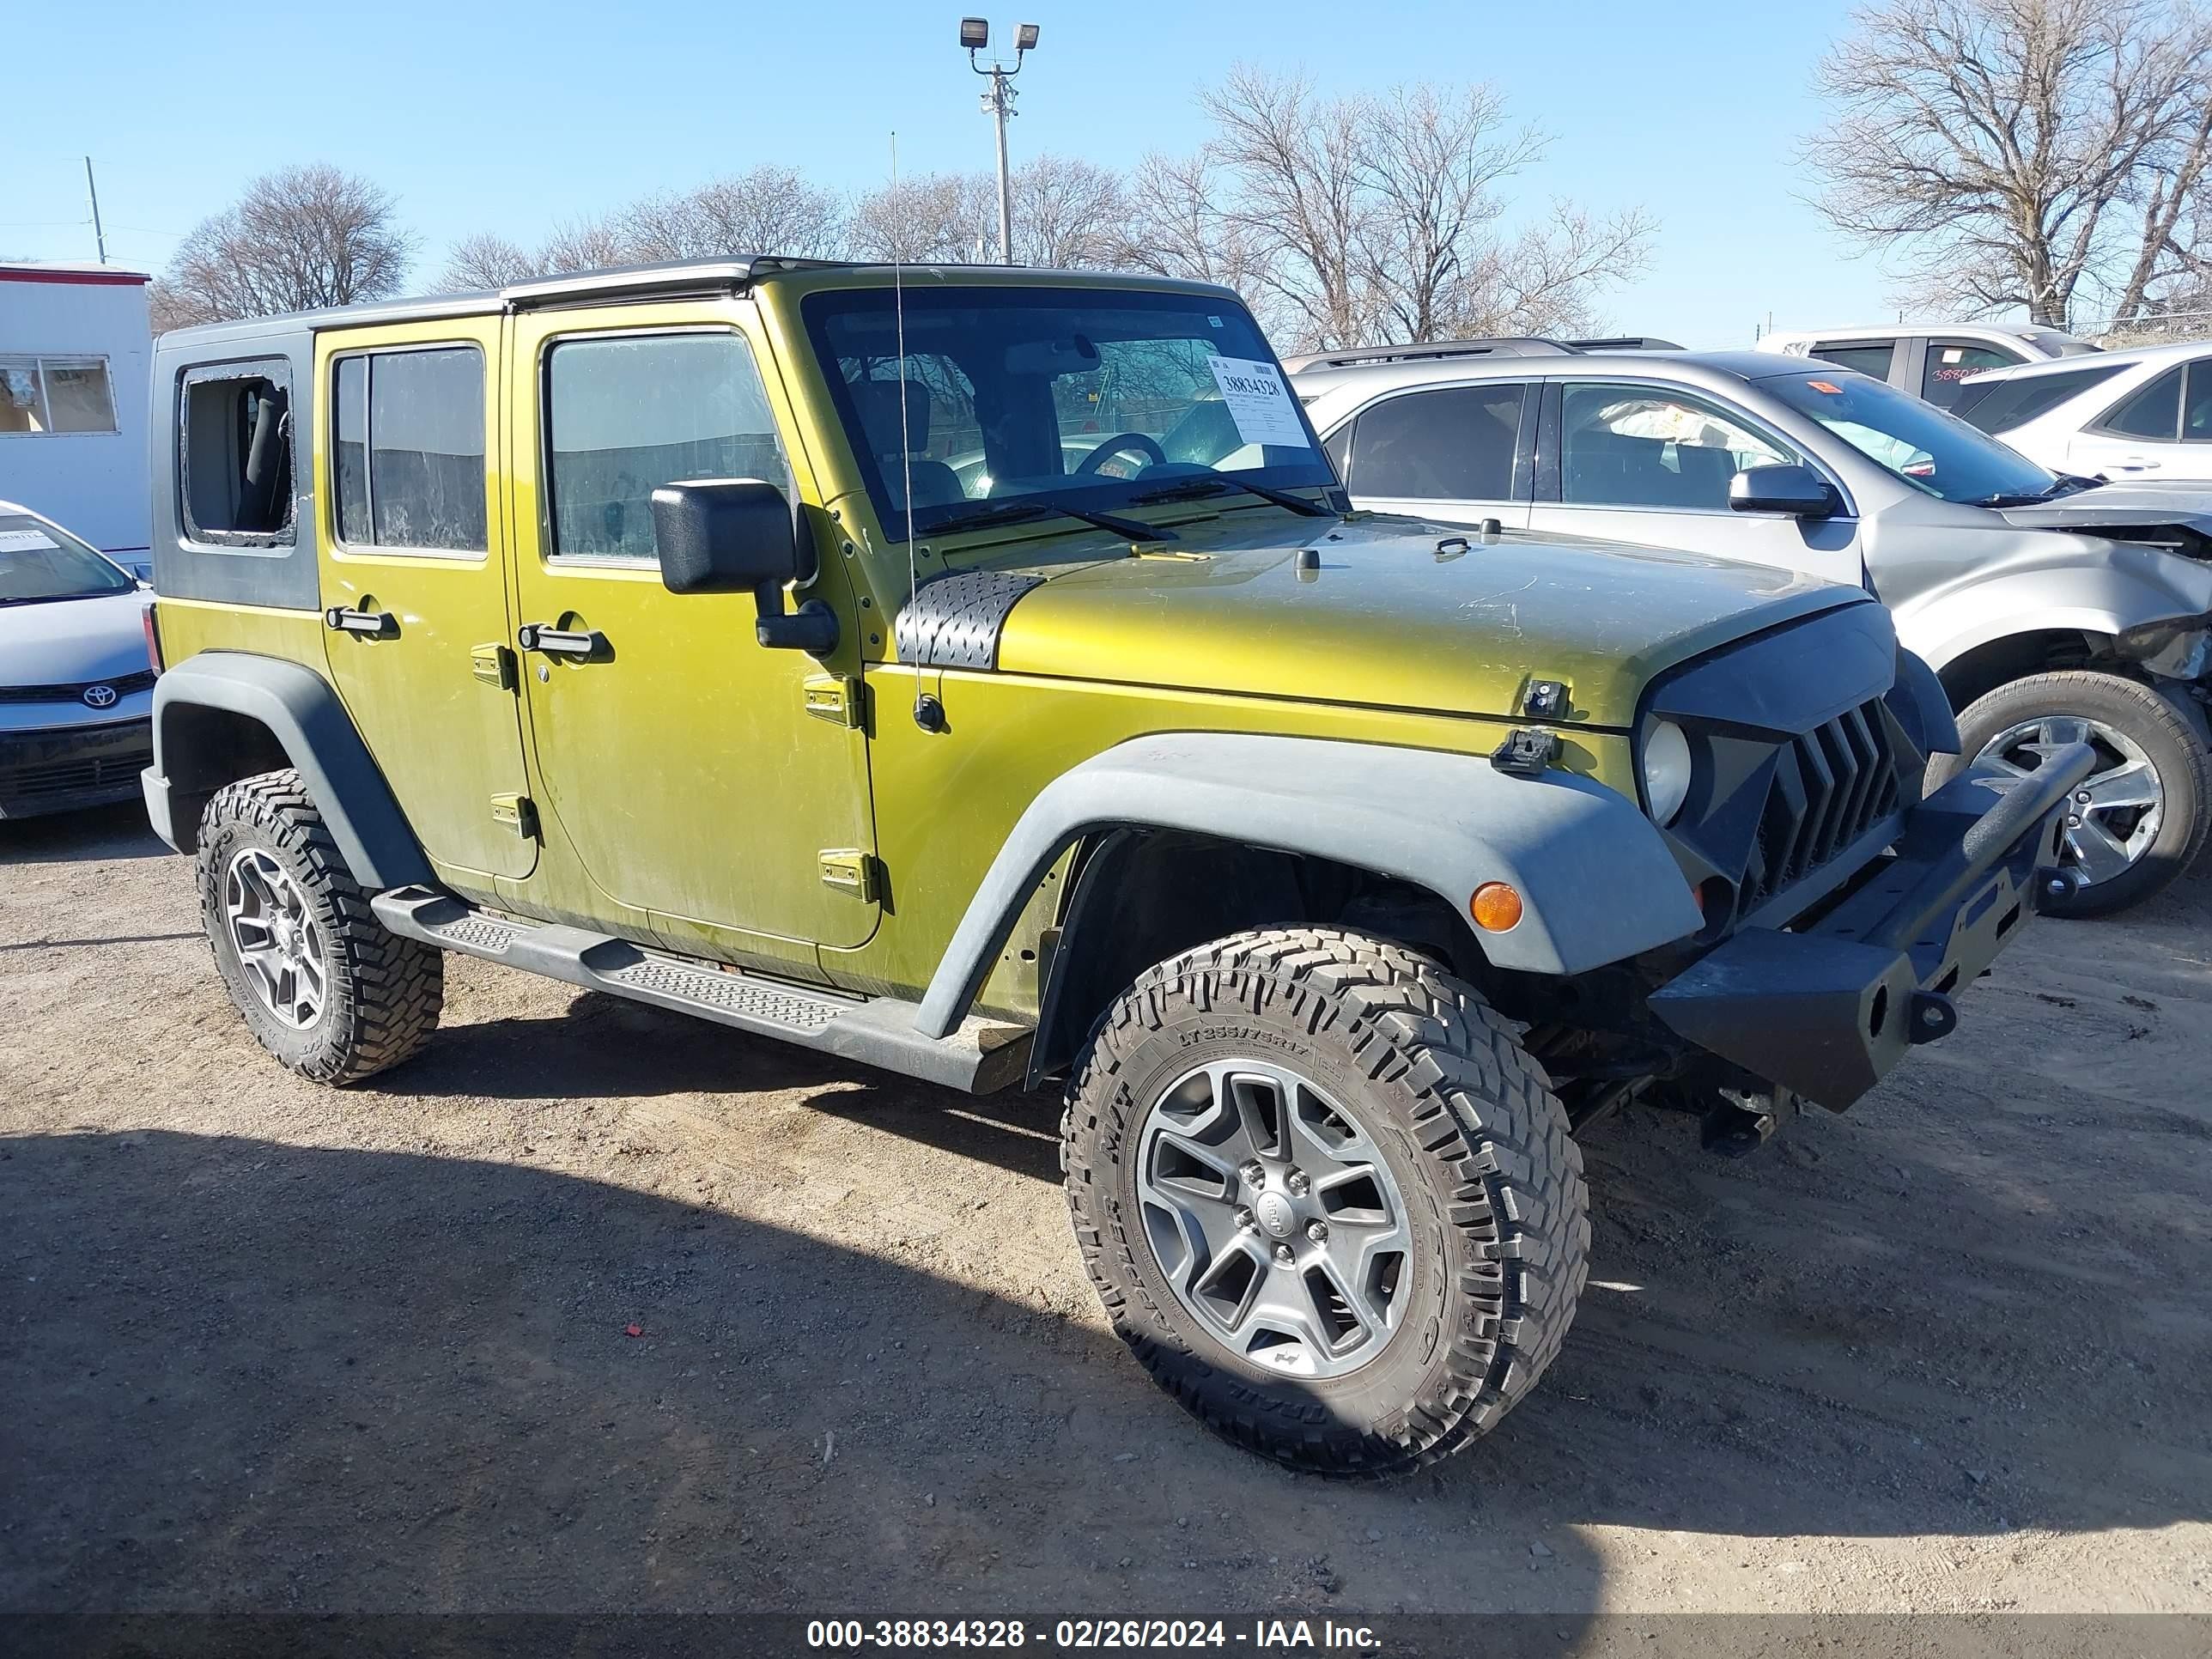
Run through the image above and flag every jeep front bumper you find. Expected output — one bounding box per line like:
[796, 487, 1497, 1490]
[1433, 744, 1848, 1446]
[1648, 742, 2095, 1110]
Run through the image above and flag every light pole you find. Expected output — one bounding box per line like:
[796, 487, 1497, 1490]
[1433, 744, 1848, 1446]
[961, 18, 1039, 265]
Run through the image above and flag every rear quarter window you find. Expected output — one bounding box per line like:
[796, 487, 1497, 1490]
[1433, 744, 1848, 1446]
[179, 360, 295, 549]
[1949, 363, 2129, 433]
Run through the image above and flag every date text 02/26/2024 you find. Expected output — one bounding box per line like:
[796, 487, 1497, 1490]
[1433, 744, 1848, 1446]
[805, 1619, 1382, 1650]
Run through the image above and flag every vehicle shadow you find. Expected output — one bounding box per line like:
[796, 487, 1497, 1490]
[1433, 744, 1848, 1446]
[319, 940, 2210, 1560]
[0, 801, 171, 866]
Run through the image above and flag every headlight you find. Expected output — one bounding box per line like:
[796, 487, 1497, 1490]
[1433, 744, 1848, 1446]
[1641, 720, 1693, 825]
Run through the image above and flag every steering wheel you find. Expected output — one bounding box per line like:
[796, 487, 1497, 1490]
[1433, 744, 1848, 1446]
[1074, 432, 1168, 476]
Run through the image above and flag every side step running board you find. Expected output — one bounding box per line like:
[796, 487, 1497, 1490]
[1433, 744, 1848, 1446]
[371, 886, 1031, 1095]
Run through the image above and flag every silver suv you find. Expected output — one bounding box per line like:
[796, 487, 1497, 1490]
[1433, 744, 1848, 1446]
[1292, 340, 2212, 916]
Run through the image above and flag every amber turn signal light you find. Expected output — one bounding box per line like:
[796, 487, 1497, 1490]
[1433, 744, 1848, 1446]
[1469, 881, 1524, 933]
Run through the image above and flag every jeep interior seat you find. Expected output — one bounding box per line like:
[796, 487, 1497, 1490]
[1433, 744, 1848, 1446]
[852, 380, 964, 509]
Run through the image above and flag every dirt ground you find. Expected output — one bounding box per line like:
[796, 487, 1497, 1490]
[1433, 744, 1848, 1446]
[4, 801, 2210, 1632]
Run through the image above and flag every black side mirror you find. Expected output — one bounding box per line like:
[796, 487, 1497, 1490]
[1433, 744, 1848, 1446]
[651, 479, 837, 654]
[1729, 463, 1841, 520]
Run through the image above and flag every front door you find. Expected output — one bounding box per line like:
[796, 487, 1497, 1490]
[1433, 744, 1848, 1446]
[507, 301, 877, 957]
[1529, 379, 1863, 587]
[1333, 381, 1533, 529]
[317, 320, 536, 884]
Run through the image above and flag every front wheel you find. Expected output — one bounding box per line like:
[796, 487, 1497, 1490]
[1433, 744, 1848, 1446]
[1060, 928, 1589, 1475]
[1934, 671, 2210, 919]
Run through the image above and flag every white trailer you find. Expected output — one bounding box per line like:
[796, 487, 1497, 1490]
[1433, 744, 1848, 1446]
[1, 263, 154, 575]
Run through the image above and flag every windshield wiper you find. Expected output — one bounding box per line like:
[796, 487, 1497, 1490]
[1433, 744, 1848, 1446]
[0, 592, 91, 608]
[1972, 474, 2101, 508]
[925, 494, 1176, 543]
[1128, 476, 1334, 518]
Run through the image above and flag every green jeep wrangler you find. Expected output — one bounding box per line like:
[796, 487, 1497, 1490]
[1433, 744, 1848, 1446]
[141, 258, 2088, 1474]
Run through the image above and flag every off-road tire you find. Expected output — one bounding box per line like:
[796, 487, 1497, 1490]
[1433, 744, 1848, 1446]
[1932, 670, 2210, 920]
[1061, 927, 1589, 1475]
[196, 769, 443, 1083]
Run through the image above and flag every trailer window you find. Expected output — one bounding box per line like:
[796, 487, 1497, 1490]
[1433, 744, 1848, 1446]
[0, 356, 117, 435]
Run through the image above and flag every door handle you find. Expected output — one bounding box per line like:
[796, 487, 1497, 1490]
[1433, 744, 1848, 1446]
[517, 623, 605, 659]
[325, 605, 396, 638]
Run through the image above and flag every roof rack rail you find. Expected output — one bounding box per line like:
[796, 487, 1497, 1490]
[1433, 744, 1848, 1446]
[1564, 335, 1686, 351]
[1281, 337, 1579, 372]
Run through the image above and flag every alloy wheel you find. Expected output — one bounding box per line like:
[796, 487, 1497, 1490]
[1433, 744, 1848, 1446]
[222, 848, 329, 1028]
[1977, 714, 2164, 890]
[1134, 1058, 1412, 1379]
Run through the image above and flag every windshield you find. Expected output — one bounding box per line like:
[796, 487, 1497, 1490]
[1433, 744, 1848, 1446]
[0, 512, 135, 603]
[1764, 371, 2062, 505]
[803, 286, 1334, 538]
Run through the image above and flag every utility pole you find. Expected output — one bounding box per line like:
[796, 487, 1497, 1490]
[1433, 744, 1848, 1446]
[960, 19, 1039, 265]
[84, 156, 109, 265]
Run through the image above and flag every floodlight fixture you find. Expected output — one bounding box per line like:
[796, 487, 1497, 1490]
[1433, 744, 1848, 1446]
[959, 16, 988, 48]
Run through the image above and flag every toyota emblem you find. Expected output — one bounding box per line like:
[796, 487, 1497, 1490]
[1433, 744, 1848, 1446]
[82, 683, 118, 709]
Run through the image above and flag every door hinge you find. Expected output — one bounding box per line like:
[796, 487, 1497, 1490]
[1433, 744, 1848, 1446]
[489, 793, 538, 838]
[818, 849, 882, 902]
[471, 643, 518, 690]
[803, 673, 865, 728]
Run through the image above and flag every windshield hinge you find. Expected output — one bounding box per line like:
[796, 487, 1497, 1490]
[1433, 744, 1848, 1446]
[1491, 729, 1560, 778]
[803, 674, 866, 728]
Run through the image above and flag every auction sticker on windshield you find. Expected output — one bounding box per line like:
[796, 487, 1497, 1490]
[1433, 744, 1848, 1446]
[1206, 356, 1310, 447]
[0, 530, 62, 553]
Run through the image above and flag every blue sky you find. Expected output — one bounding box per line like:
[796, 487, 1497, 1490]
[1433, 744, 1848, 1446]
[6, 0, 1907, 347]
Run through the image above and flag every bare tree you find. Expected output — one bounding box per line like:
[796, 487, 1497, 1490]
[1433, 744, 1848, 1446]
[1807, 0, 2212, 326]
[1200, 68, 1376, 349]
[1454, 203, 1660, 338]
[155, 164, 413, 327]
[1132, 68, 1652, 352]
[441, 233, 542, 290]
[1007, 155, 1127, 267]
[846, 172, 998, 263]
[619, 166, 845, 260]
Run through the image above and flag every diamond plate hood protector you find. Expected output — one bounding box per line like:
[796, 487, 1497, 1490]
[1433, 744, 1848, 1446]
[951, 512, 1870, 728]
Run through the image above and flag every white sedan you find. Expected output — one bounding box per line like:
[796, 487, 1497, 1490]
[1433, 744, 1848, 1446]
[1950, 342, 2212, 480]
[0, 499, 156, 820]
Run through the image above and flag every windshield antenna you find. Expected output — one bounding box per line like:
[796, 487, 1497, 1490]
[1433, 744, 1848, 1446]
[889, 131, 941, 734]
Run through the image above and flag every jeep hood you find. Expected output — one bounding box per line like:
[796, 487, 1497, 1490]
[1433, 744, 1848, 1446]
[986, 514, 1866, 727]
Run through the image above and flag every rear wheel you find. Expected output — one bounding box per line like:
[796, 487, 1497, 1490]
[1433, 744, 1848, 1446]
[197, 769, 443, 1083]
[1935, 671, 2209, 919]
[1061, 928, 1588, 1475]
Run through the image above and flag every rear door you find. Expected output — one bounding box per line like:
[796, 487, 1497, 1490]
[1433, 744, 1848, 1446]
[1528, 378, 1863, 585]
[316, 319, 536, 884]
[1332, 381, 1532, 527]
[2067, 362, 2212, 480]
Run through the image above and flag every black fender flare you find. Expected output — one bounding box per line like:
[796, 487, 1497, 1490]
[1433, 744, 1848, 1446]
[142, 652, 433, 890]
[911, 731, 1701, 1039]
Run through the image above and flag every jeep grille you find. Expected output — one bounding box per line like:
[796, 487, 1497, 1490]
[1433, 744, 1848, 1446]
[1739, 698, 1905, 913]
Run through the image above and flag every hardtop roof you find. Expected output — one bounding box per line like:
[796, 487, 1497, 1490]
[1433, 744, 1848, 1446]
[155, 256, 1246, 348]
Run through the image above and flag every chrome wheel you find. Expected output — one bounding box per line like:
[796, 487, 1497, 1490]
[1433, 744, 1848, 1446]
[222, 848, 328, 1028]
[1134, 1058, 1411, 1379]
[1978, 714, 2164, 890]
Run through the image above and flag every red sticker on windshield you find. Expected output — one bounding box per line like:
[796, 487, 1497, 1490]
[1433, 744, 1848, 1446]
[1807, 380, 1844, 394]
